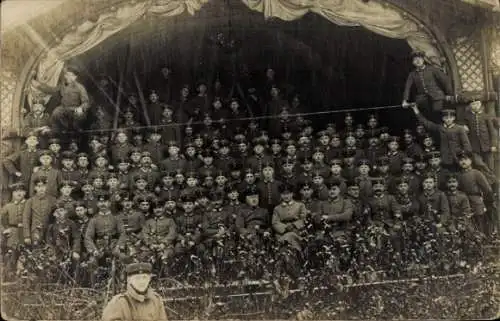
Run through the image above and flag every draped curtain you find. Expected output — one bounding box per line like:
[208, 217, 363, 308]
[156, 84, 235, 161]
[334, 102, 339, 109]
[241, 0, 441, 65]
[29, 0, 209, 106]
[30, 0, 441, 105]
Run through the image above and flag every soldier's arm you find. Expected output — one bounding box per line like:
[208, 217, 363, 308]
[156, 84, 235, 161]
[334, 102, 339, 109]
[390, 196, 403, 220]
[293, 203, 308, 229]
[439, 192, 450, 221]
[0, 205, 10, 233]
[84, 218, 98, 253]
[486, 117, 498, 149]
[202, 215, 218, 236]
[165, 218, 177, 244]
[475, 170, 493, 197]
[22, 199, 32, 240]
[3, 151, 21, 175]
[327, 198, 354, 222]
[459, 128, 472, 153]
[272, 206, 287, 234]
[71, 221, 81, 253]
[76, 83, 90, 110]
[101, 296, 125, 321]
[415, 112, 440, 132]
[402, 72, 414, 102]
[461, 194, 473, 217]
[153, 292, 169, 321]
[433, 67, 453, 95]
[115, 218, 127, 250]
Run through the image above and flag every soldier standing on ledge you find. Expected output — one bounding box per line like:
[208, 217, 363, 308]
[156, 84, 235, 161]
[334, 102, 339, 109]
[402, 51, 454, 122]
[102, 262, 168, 321]
[33, 66, 90, 135]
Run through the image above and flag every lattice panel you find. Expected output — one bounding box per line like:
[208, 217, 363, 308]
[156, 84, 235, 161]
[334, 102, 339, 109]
[452, 36, 485, 91]
[491, 24, 500, 75]
[0, 71, 16, 132]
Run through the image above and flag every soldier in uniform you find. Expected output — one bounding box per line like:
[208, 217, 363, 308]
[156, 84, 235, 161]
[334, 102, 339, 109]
[45, 201, 81, 268]
[355, 159, 373, 202]
[327, 133, 343, 160]
[3, 132, 40, 187]
[402, 51, 454, 120]
[160, 141, 186, 173]
[57, 180, 78, 218]
[456, 150, 494, 235]
[201, 191, 231, 261]
[386, 136, 406, 176]
[23, 177, 56, 246]
[156, 171, 180, 203]
[312, 171, 329, 201]
[393, 177, 420, 220]
[280, 159, 299, 191]
[184, 142, 202, 173]
[425, 151, 448, 191]
[1, 182, 27, 273]
[142, 199, 177, 265]
[22, 98, 51, 137]
[88, 155, 111, 181]
[76, 153, 90, 182]
[365, 135, 384, 167]
[174, 194, 203, 256]
[198, 150, 217, 179]
[29, 150, 62, 197]
[129, 147, 143, 172]
[247, 140, 273, 178]
[445, 173, 473, 230]
[236, 186, 269, 242]
[403, 129, 424, 160]
[85, 193, 127, 284]
[102, 262, 168, 321]
[411, 105, 472, 170]
[117, 192, 145, 246]
[111, 129, 133, 166]
[60, 151, 81, 183]
[257, 164, 283, 219]
[272, 183, 308, 254]
[341, 149, 358, 182]
[418, 174, 450, 223]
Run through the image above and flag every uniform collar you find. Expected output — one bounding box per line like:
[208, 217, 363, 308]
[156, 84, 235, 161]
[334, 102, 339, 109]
[99, 210, 112, 216]
[14, 199, 26, 205]
[126, 285, 153, 302]
[443, 123, 456, 129]
[281, 200, 294, 207]
[263, 179, 274, 183]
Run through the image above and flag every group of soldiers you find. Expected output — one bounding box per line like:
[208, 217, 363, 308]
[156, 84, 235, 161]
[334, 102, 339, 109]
[1, 52, 499, 286]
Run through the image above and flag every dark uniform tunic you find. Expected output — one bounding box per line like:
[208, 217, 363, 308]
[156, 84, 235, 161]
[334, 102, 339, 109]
[22, 112, 50, 136]
[272, 200, 308, 251]
[3, 149, 38, 187]
[1, 199, 26, 248]
[111, 143, 133, 166]
[45, 219, 81, 255]
[84, 211, 126, 254]
[142, 215, 177, 251]
[418, 190, 450, 223]
[235, 205, 268, 235]
[23, 194, 56, 242]
[458, 168, 492, 218]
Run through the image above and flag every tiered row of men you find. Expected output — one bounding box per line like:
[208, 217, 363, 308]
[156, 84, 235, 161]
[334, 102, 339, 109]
[1, 65, 498, 284]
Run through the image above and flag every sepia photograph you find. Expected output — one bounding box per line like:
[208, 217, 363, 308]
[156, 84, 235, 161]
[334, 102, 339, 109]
[1, 0, 499, 319]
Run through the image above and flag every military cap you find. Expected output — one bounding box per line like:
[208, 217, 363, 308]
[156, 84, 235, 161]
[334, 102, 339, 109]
[393, 177, 409, 186]
[174, 168, 185, 175]
[357, 159, 370, 167]
[48, 138, 61, 145]
[130, 146, 142, 154]
[299, 182, 313, 191]
[457, 149, 472, 159]
[60, 180, 77, 188]
[208, 190, 225, 201]
[441, 109, 456, 116]
[243, 168, 254, 175]
[77, 152, 89, 159]
[38, 150, 53, 158]
[152, 199, 165, 208]
[414, 154, 426, 163]
[343, 149, 356, 158]
[225, 183, 239, 194]
[326, 178, 342, 189]
[387, 136, 400, 143]
[402, 157, 414, 165]
[107, 172, 119, 179]
[181, 193, 196, 203]
[9, 182, 26, 191]
[410, 51, 426, 59]
[380, 127, 389, 134]
[281, 131, 293, 140]
[252, 137, 266, 146]
[370, 177, 386, 186]
[376, 156, 390, 166]
[317, 130, 329, 138]
[426, 151, 441, 160]
[141, 151, 152, 159]
[229, 161, 242, 172]
[446, 172, 459, 181]
[161, 171, 176, 178]
[186, 171, 198, 179]
[96, 192, 110, 201]
[219, 139, 230, 147]
[117, 158, 130, 165]
[368, 113, 378, 121]
[201, 150, 213, 158]
[93, 154, 109, 162]
[301, 157, 313, 164]
[234, 133, 246, 142]
[133, 174, 148, 182]
[331, 132, 340, 139]
[330, 158, 343, 166]
[167, 140, 179, 148]
[262, 161, 274, 169]
[312, 171, 324, 178]
[403, 129, 413, 136]
[54, 199, 68, 210]
[244, 185, 260, 197]
[215, 170, 226, 178]
[279, 183, 294, 194]
[270, 138, 281, 145]
[184, 141, 195, 149]
[33, 176, 48, 185]
[61, 151, 76, 160]
[126, 262, 153, 276]
[313, 147, 324, 154]
[119, 191, 131, 202]
[346, 180, 359, 189]
[134, 194, 152, 204]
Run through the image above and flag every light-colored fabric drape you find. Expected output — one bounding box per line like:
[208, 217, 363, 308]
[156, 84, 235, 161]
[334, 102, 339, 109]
[241, 0, 442, 65]
[29, 0, 209, 106]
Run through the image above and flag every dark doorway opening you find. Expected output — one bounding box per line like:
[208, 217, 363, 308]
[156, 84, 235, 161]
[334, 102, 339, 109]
[54, 4, 415, 135]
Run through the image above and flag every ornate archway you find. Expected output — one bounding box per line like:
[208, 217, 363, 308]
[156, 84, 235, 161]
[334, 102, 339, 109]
[5, 0, 463, 132]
